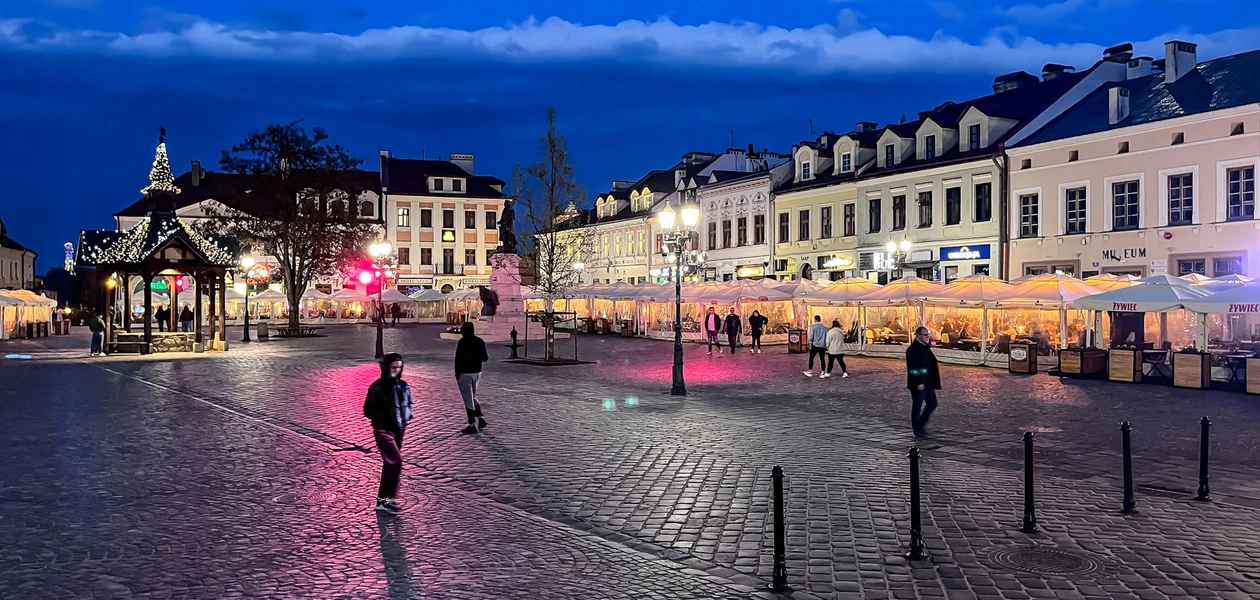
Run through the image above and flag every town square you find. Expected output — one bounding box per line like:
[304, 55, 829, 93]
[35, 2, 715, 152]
[5, 1, 1260, 598]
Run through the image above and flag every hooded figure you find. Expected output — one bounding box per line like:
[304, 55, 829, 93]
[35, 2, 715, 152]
[363, 352, 413, 513]
[454, 322, 490, 434]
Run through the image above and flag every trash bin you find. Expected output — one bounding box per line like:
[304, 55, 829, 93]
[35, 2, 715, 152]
[621, 321, 634, 337]
[599, 318, 611, 334]
[257, 321, 270, 340]
[1008, 341, 1036, 374]
[586, 319, 597, 334]
[788, 329, 807, 353]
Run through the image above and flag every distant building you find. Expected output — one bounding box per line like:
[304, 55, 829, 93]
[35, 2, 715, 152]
[0, 217, 37, 290]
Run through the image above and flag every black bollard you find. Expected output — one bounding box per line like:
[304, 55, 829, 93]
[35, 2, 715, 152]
[508, 327, 520, 359]
[905, 447, 928, 560]
[770, 465, 789, 592]
[1196, 416, 1211, 502]
[1121, 421, 1136, 513]
[1021, 432, 1039, 533]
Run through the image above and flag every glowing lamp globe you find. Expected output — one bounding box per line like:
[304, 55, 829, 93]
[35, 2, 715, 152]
[240, 255, 255, 270]
[899, 240, 912, 252]
[657, 204, 676, 230]
[358, 271, 374, 285]
[681, 204, 700, 228]
[885, 241, 897, 253]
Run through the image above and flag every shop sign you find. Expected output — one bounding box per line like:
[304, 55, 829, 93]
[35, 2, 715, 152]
[1010, 346, 1028, 361]
[939, 244, 990, 261]
[1229, 304, 1260, 313]
[822, 257, 854, 269]
[736, 265, 765, 279]
[873, 252, 897, 270]
[1112, 302, 1138, 311]
[1101, 248, 1146, 261]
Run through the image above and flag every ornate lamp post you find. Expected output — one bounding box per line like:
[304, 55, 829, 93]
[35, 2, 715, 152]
[369, 241, 394, 359]
[884, 239, 912, 279]
[657, 200, 705, 396]
[239, 254, 257, 342]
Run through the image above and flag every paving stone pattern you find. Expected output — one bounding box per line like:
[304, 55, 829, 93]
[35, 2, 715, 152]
[5, 326, 1260, 599]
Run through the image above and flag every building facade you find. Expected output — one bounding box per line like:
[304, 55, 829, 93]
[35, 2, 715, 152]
[0, 218, 37, 290]
[1008, 43, 1260, 280]
[379, 152, 508, 293]
[698, 151, 791, 281]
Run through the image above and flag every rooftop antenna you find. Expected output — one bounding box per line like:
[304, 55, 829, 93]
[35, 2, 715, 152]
[899, 114, 906, 124]
[808, 119, 815, 137]
[730, 130, 736, 149]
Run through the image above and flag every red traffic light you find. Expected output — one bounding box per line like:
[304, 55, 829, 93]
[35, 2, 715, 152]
[175, 277, 186, 291]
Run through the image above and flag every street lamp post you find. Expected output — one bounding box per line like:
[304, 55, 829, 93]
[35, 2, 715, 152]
[884, 239, 912, 280]
[369, 241, 394, 360]
[657, 201, 705, 396]
[240, 255, 255, 342]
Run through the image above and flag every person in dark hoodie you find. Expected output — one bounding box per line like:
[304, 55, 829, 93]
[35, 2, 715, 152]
[723, 307, 742, 354]
[906, 326, 941, 438]
[454, 321, 489, 434]
[363, 352, 413, 514]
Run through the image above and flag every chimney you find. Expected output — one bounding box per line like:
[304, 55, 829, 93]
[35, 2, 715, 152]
[1165, 40, 1198, 83]
[856, 121, 878, 132]
[612, 180, 634, 190]
[190, 161, 201, 187]
[1041, 63, 1075, 80]
[449, 153, 474, 175]
[379, 149, 391, 158]
[991, 71, 1038, 94]
[1108, 86, 1131, 125]
[1127, 56, 1154, 79]
[748, 143, 755, 155]
[1103, 42, 1134, 63]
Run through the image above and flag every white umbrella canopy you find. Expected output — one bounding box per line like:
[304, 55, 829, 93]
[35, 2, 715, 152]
[301, 287, 331, 299]
[378, 289, 415, 303]
[1139, 274, 1195, 287]
[409, 289, 446, 302]
[1211, 273, 1254, 284]
[594, 281, 641, 300]
[859, 276, 940, 304]
[773, 279, 828, 296]
[798, 277, 883, 304]
[1180, 273, 1214, 284]
[250, 289, 289, 303]
[924, 274, 1015, 306]
[1181, 282, 1260, 314]
[992, 274, 1103, 308]
[1075, 281, 1213, 312]
[330, 288, 370, 302]
[694, 279, 792, 304]
[1084, 274, 1141, 291]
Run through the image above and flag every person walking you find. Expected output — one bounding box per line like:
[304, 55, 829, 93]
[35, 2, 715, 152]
[86, 310, 105, 356]
[723, 307, 742, 354]
[825, 319, 849, 378]
[179, 305, 194, 332]
[156, 306, 168, 332]
[803, 315, 829, 377]
[704, 306, 723, 355]
[748, 310, 768, 353]
[454, 321, 489, 434]
[363, 352, 413, 514]
[906, 326, 941, 438]
[390, 302, 401, 326]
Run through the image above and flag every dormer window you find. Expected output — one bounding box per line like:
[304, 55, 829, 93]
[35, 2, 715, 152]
[925, 135, 937, 160]
[968, 124, 981, 151]
[841, 153, 852, 173]
[801, 161, 812, 180]
[884, 145, 895, 167]
[453, 179, 463, 192]
[433, 178, 444, 192]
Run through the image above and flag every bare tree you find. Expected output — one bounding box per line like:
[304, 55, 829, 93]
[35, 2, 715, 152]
[198, 122, 380, 330]
[498, 108, 596, 359]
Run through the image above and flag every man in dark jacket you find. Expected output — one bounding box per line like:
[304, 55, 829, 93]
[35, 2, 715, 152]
[86, 310, 105, 356]
[723, 308, 742, 354]
[454, 321, 489, 434]
[906, 327, 941, 438]
[748, 310, 768, 353]
[704, 307, 723, 355]
[363, 352, 413, 514]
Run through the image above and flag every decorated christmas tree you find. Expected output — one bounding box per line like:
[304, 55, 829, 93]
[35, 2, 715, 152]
[141, 127, 181, 195]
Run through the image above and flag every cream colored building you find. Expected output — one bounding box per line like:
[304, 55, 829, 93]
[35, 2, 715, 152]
[1008, 42, 1260, 280]
[772, 134, 861, 280]
[0, 218, 37, 290]
[380, 152, 507, 293]
[697, 149, 791, 281]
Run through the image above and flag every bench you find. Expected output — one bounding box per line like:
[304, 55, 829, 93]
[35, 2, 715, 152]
[105, 340, 152, 355]
[272, 326, 324, 338]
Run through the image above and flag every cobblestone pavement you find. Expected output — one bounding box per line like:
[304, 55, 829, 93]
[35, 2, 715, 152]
[6, 326, 1260, 599]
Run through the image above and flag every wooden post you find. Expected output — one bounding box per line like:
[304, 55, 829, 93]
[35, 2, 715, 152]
[123, 274, 133, 332]
[143, 274, 153, 345]
[207, 271, 217, 345]
[194, 272, 204, 346]
[218, 271, 227, 350]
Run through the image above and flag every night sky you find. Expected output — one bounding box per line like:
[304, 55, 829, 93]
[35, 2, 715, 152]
[3, 0, 1258, 271]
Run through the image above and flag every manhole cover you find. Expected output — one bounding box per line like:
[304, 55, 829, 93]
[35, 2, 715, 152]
[987, 546, 1103, 577]
[273, 491, 339, 504]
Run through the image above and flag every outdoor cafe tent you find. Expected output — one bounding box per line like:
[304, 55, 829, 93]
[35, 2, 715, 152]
[1084, 273, 1141, 292]
[0, 290, 54, 340]
[0, 293, 20, 340]
[1178, 282, 1260, 346]
[406, 288, 446, 321]
[920, 275, 1016, 358]
[798, 277, 884, 344]
[987, 274, 1104, 353]
[859, 276, 940, 335]
[1075, 279, 1214, 349]
[1181, 273, 1214, 284]
[1210, 273, 1254, 284]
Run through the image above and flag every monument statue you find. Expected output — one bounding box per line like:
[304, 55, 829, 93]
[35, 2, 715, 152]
[496, 199, 518, 255]
[478, 286, 500, 317]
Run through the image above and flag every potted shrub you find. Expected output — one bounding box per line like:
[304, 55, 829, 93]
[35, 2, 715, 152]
[1059, 345, 1107, 376]
[1108, 344, 1142, 383]
[1172, 347, 1212, 389]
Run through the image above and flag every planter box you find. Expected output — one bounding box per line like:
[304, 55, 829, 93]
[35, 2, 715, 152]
[1008, 341, 1037, 374]
[1172, 352, 1212, 389]
[1247, 358, 1260, 395]
[1059, 348, 1107, 376]
[1108, 349, 1142, 383]
[788, 329, 807, 353]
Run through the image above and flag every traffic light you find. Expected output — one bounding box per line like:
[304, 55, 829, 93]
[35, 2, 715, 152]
[175, 277, 186, 292]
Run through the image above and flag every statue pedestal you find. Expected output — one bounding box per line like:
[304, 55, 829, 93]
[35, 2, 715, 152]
[439, 253, 553, 343]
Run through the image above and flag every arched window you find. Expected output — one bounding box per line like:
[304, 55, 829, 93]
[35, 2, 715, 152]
[360, 201, 375, 218]
[331, 200, 346, 219]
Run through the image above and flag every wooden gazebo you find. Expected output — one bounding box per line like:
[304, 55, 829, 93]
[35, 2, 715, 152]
[77, 133, 239, 353]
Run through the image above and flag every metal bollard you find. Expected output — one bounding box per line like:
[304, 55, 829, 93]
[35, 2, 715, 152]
[770, 465, 789, 592]
[1021, 432, 1039, 533]
[1196, 416, 1211, 502]
[905, 447, 928, 560]
[508, 327, 521, 359]
[1121, 421, 1136, 513]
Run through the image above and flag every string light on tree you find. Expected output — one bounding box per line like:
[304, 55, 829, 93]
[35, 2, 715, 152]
[141, 127, 181, 196]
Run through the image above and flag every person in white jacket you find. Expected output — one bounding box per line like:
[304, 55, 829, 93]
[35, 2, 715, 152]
[824, 319, 849, 379]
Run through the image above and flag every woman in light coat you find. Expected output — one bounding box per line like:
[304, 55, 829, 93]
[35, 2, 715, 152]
[824, 319, 849, 378]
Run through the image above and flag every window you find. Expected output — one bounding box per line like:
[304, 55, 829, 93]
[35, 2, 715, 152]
[1168, 174, 1193, 225]
[843, 204, 856, 237]
[1179, 259, 1206, 276]
[442, 249, 454, 273]
[884, 145, 895, 167]
[973, 264, 989, 276]
[1215, 258, 1244, 276]
[892, 195, 906, 230]
[433, 178, 444, 191]
[1065, 187, 1087, 234]
[1021, 159, 1032, 170]
[841, 154, 852, 172]
[465, 210, 476, 229]
[975, 183, 992, 222]
[1019, 194, 1039, 238]
[1118, 141, 1130, 154]
[331, 200, 346, 219]
[1068, 150, 1079, 162]
[754, 215, 765, 244]
[421, 209, 432, 227]
[925, 135, 936, 159]
[453, 179, 463, 192]
[801, 161, 812, 180]
[486, 211, 496, 229]
[945, 188, 961, 225]
[722, 220, 732, 248]
[1227, 166, 1255, 221]
[397, 207, 411, 228]
[655, 233, 664, 253]
[798, 209, 810, 241]
[778, 213, 789, 243]
[1231, 122, 1245, 136]
[397, 247, 410, 265]
[708, 223, 717, 250]
[443, 210, 454, 228]
[917, 191, 932, 228]
[868, 199, 881, 233]
[968, 125, 981, 151]
[638, 230, 645, 254]
[421, 248, 432, 265]
[615, 235, 621, 256]
[465, 249, 476, 267]
[1172, 132, 1185, 145]
[1112, 181, 1140, 230]
[737, 217, 747, 246]
[360, 201, 375, 218]
[820, 206, 832, 238]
